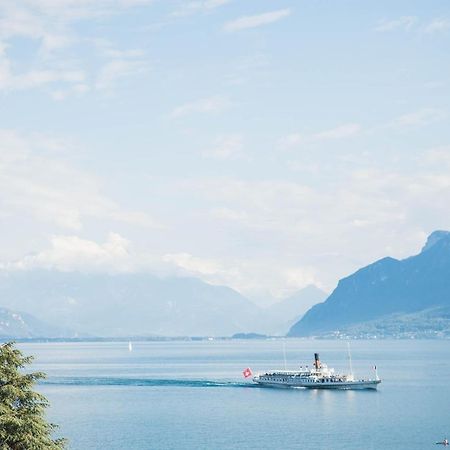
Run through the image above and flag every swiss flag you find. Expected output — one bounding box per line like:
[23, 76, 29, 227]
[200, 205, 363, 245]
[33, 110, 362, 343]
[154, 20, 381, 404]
[242, 367, 252, 378]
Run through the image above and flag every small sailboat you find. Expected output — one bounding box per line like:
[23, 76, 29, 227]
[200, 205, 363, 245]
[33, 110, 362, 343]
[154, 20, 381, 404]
[128, 341, 133, 352]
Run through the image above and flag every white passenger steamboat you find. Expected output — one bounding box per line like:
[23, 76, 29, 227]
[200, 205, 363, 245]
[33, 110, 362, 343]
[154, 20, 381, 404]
[250, 353, 381, 390]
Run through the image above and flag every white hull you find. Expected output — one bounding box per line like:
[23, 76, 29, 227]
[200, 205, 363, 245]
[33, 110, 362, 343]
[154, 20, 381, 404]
[253, 378, 380, 390]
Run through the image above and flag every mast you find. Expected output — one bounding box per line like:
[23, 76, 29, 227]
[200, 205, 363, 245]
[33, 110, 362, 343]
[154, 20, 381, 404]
[282, 340, 287, 371]
[347, 342, 354, 378]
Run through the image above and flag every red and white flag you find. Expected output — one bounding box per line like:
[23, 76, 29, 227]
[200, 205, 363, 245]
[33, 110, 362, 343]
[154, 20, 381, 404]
[242, 367, 252, 378]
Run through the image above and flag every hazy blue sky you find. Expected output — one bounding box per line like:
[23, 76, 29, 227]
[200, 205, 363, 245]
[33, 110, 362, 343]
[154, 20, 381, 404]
[1, 0, 449, 303]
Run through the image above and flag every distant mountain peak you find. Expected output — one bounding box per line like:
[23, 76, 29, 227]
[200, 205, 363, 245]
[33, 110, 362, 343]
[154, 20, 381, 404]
[421, 230, 450, 253]
[0, 307, 71, 338]
[297, 284, 326, 295]
[288, 231, 450, 337]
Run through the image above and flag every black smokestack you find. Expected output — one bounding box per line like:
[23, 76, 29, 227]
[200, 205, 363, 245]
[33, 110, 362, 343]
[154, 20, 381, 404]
[314, 353, 320, 369]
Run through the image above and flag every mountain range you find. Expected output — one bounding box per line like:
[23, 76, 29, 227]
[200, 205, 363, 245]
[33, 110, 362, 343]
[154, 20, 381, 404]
[0, 306, 69, 339]
[289, 230, 450, 337]
[0, 269, 323, 338]
[4, 230, 447, 339]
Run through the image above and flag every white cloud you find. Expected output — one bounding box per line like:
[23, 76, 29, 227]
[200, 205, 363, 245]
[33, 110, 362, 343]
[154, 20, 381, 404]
[389, 108, 446, 129]
[0, 129, 159, 231]
[91, 40, 149, 91]
[170, 95, 231, 118]
[223, 52, 269, 86]
[0, 42, 86, 92]
[163, 252, 224, 276]
[211, 207, 248, 221]
[424, 146, 450, 166]
[172, 0, 231, 16]
[0, 4, 50, 42]
[4, 159, 450, 299]
[423, 18, 450, 33]
[4, 164, 450, 299]
[224, 8, 291, 32]
[174, 166, 450, 294]
[95, 57, 149, 90]
[163, 251, 318, 299]
[0, 1, 153, 96]
[281, 123, 361, 148]
[200, 0, 230, 8]
[5, 232, 320, 299]
[11, 233, 132, 272]
[203, 134, 245, 159]
[375, 16, 450, 35]
[8, 1, 153, 23]
[375, 16, 417, 32]
[289, 110, 447, 141]
[50, 82, 90, 100]
[313, 123, 361, 140]
[280, 133, 303, 147]
[180, 178, 322, 236]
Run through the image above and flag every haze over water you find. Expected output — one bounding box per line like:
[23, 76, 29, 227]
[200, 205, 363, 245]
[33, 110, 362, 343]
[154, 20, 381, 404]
[22, 339, 450, 450]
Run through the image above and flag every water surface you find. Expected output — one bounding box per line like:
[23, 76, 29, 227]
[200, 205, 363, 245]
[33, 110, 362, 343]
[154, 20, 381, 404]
[19, 339, 450, 450]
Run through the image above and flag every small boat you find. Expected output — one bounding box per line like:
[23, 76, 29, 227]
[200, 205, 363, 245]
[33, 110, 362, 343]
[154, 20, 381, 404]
[128, 341, 133, 352]
[251, 352, 381, 390]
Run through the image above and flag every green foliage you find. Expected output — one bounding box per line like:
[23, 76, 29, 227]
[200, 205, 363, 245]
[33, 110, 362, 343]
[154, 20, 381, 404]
[0, 342, 66, 450]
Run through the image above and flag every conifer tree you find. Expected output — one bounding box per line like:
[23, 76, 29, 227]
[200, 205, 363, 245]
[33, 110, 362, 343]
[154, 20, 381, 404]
[0, 342, 66, 450]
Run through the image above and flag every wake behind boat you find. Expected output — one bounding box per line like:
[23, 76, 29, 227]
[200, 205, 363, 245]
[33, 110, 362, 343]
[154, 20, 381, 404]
[247, 353, 381, 390]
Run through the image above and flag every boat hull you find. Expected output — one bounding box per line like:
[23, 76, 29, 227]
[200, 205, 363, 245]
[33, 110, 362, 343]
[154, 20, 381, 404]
[253, 379, 381, 390]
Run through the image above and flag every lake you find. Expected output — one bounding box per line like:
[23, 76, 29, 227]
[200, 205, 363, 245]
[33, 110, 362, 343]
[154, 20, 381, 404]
[18, 339, 450, 450]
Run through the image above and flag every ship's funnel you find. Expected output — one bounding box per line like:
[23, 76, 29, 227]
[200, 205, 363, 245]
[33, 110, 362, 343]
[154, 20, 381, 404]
[314, 353, 320, 369]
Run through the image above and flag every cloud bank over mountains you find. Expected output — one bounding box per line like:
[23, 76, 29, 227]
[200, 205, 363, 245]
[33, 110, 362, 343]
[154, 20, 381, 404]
[1, 0, 450, 304]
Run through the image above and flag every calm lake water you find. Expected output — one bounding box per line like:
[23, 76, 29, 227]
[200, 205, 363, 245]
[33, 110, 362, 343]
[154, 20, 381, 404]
[18, 339, 450, 450]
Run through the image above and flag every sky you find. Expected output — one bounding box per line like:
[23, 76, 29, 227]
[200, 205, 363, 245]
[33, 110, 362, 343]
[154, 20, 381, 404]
[1, 0, 450, 304]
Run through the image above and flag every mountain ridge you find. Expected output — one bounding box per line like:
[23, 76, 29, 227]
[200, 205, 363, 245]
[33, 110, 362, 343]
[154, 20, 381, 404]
[0, 306, 72, 338]
[288, 231, 450, 337]
[0, 269, 262, 337]
[0, 268, 326, 337]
